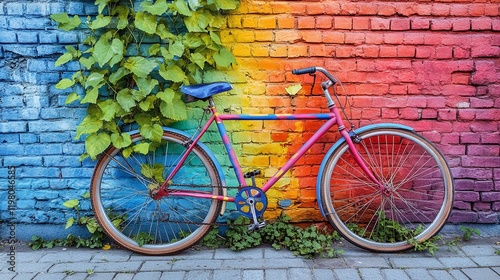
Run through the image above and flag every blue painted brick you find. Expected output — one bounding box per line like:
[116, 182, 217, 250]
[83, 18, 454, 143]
[28, 59, 47, 72]
[44, 155, 82, 167]
[0, 144, 25, 155]
[17, 31, 39, 43]
[39, 32, 58, 44]
[6, 3, 24, 15]
[39, 132, 71, 143]
[62, 144, 86, 156]
[25, 144, 63, 155]
[61, 167, 94, 178]
[68, 2, 85, 15]
[37, 72, 61, 83]
[9, 17, 51, 30]
[31, 179, 51, 189]
[0, 17, 8, 29]
[0, 122, 28, 133]
[29, 120, 78, 132]
[57, 32, 79, 44]
[19, 133, 39, 144]
[84, 2, 99, 15]
[0, 31, 18, 43]
[17, 200, 36, 210]
[49, 2, 66, 14]
[1, 108, 40, 121]
[26, 3, 49, 16]
[18, 166, 61, 178]
[2, 83, 24, 95]
[36, 45, 65, 56]
[2, 44, 37, 57]
[0, 134, 18, 144]
[41, 108, 86, 120]
[4, 156, 43, 167]
[1, 95, 24, 107]
[34, 190, 59, 200]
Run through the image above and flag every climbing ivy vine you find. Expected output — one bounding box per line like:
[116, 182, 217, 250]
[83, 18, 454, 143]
[52, 0, 238, 159]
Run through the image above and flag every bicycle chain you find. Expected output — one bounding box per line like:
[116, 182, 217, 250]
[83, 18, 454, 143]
[161, 184, 253, 227]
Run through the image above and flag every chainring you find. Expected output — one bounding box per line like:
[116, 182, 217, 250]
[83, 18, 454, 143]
[234, 187, 268, 218]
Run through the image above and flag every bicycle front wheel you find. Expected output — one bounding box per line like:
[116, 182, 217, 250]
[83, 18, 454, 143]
[319, 128, 453, 252]
[91, 131, 223, 255]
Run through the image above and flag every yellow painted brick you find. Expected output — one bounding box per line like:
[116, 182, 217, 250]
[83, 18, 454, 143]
[232, 30, 255, 43]
[242, 16, 259, 28]
[255, 30, 274, 42]
[240, 155, 270, 167]
[270, 45, 288, 57]
[227, 15, 242, 28]
[231, 44, 252, 57]
[250, 44, 270, 57]
[231, 131, 254, 143]
[252, 131, 271, 142]
[258, 16, 277, 29]
[288, 44, 309, 57]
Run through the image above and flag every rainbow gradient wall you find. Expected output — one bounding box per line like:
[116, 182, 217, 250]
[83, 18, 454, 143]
[215, 0, 500, 223]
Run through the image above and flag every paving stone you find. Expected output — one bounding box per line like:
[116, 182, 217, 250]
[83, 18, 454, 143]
[184, 270, 212, 279]
[344, 257, 390, 268]
[438, 256, 478, 268]
[381, 269, 411, 280]
[265, 269, 289, 280]
[333, 268, 361, 280]
[172, 259, 223, 270]
[131, 271, 162, 280]
[312, 268, 334, 280]
[86, 272, 115, 280]
[160, 271, 186, 280]
[390, 257, 444, 269]
[471, 256, 500, 267]
[242, 269, 264, 280]
[288, 268, 312, 279]
[359, 268, 384, 280]
[32, 272, 66, 280]
[213, 269, 241, 280]
[214, 247, 263, 259]
[461, 268, 500, 280]
[405, 268, 433, 280]
[140, 260, 174, 271]
[427, 269, 457, 280]
[92, 261, 142, 273]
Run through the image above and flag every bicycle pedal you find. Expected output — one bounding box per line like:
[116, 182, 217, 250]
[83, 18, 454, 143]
[247, 221, 266, 232]
[244, 170, 261, 178]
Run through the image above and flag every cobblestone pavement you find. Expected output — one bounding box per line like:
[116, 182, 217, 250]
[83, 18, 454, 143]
[1, 237, 499, 280]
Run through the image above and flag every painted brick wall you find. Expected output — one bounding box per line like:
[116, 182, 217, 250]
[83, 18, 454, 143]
[0, 0, 499, 240]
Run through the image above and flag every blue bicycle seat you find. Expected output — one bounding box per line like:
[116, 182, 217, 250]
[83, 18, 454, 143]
[181, 82, 232, 100]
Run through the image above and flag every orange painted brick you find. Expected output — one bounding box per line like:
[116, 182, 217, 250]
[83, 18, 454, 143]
[468, 4, 485, 17]
[334, 17, 352, 29]
[275, 30, 301, 43]
[416, 4, 432, 16]
[353, 17, 370, 30]
[485, 4, 500, 16]
[288, 44, 308, 57]
[335, 46, 354, 58]
[345, 32, 365, 45]
[316, 16, 333, 29]
[298, 17, 315, 29]
[302, 30, 323, 43]
[377, 3, 396, 16]
[365, 33, 383, 44]
[306, 3, 325, 15]
[450, 4, 469, 17]
[324, 2, 341, 14]
[272, 132, 288, 142]
[277, 17, 295, 29]
[323, 32, 344, 44]
[358, 3, 377, 15]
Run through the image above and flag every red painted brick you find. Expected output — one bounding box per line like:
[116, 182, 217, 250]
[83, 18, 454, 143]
[482, 192, 500, 202]
[416, 46, 433, 58]
[460, 132, 481, 144]
[379, 46, 397, 57]
[482, 133, 500, 144]
[365, 33, 384, 44]
[391, 18, 411, 30]
[411, 18, 430, 30]
[432, 4, 451, 16]
[493, 19, 500, 31]
[371, 18, 390, 30]
[397, 45, 415, 57]
[384, 33, 404, 44]
[345, 32, 365, 45]
[436, 46, 453, 59]
[450, 4, 469, 17]
[431, 19, 452, 30]
[403, 33, 424, 45]
[357, 3, 377, 15]
[381, 108, 399, 119]
[315, 16, 332, 29]
[471, 18, 492, 30]
[438, 109, 457, 121]
[453, 47, 471, 59]
[361, 45, 379, 58]
[468, 5, 485, 17]
[471, 61, 499, 84]
[352, 17, 370, 30]
[322, 32, 344, 44]
[452, 18, 471, 31]
[378, 3, 396, 16]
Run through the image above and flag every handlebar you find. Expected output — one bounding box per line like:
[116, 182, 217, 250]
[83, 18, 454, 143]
[292, 66, 338, 84]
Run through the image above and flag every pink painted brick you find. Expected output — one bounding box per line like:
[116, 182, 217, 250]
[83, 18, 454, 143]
[471, 18, 492, 30]
[411, 18, 430, 29]
[482, 192, 500, 202]
[391, 18, 410, 30]
[371, 18, 390, 30]
[431, 19, 452, 30]
[452, 18, 471, 31]
[460, 132, 480, 144]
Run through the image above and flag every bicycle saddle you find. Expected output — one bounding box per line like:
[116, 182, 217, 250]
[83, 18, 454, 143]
[180, 82, 232, 100]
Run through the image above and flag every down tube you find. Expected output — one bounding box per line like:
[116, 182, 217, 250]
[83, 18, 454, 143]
[261, 117, 338, 193]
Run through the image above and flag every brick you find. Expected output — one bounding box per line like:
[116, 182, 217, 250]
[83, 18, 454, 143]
[334, 17, 352, 29]
[472, 18, 492, 30]
[431, 19, 452, 30]
[371, 18, 390, 30]
[6, 2, 24, 15]
[482, 192, 500, 202]
[315, 16, 332, 29]
[352, 17, 369, 30]
[432, 4, 450, 16]
[452, 18, 471, 31]
[391, 18, 410, 30]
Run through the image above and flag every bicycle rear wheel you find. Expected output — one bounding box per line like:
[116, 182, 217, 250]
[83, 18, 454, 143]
[319, 128, 453, 252]
[91, 131, 223, 255]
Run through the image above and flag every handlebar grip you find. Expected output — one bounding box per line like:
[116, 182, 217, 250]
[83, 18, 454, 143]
[292, 67, 316, 75]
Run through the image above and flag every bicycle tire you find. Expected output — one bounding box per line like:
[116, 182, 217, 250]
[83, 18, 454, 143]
[90, 131, 223, 255]
[319, 128, 454, 252]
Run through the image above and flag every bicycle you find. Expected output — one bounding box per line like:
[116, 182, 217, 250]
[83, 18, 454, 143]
[90, 67, 454, 255]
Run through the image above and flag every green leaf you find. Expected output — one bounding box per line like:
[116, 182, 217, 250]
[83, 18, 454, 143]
[190, 52, 206, 69]
[51, 13, 81, 31]
[213, 48, 236, 67]
[55, 78, 75, 90]
[141, 0, 168, 16]
[75, 116, 103, 139]
[131, 89, 148, 102]
[174, 0, 193, 16]
[79, 56, 96, 69]
[135, 77, 159, 95]
[141, 163, 165, 182]
[63, 199, 79, 209]
[85, 133, 111, 159]
[209, 31, 222, 45]
[149, 44, 161, 56]
[135, 113, 153, 126]
[140, 123, 163, 142]
[110, 132, 132, 149]
[65, 92, 81, 104]
[157, 88, 175, 103]
[116, 89, 136, 112]
[169, 40, 185, 57]
[135, 11, 158, 35]
[93, 36, 114, 67]
[159, 64, 186, 83]
[160, 99, 187, 121]
[97, 99, 120, 121]
[285, 84, 302, 96]
[139, 95, 157, 111]
[85, 72, 104, 88]
[89, 14, 112, 29]
[109, 67, 130, 85]
[214, 0, 239, 10]
[65, 217, 75, 229]
[184, 10, 210, 32]
[95, 0, 111, 14]
[82, 191, 90, 199]
[108, 38, 124, 67]
[133, 142, 150, 155]
[55, 52, 74, 67]
[125, 57, 158, 78]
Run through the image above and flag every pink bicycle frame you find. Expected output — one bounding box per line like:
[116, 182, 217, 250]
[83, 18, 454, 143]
[160, 99, 383, 202]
